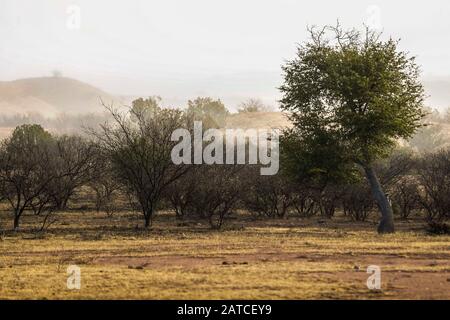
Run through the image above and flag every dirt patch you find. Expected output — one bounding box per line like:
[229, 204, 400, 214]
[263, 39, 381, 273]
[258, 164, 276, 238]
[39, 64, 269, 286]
[94, 252, 287, 269]
[326, 271, 450, 299]
[94, 251, 450, 269]
[92, 252, 450, 299]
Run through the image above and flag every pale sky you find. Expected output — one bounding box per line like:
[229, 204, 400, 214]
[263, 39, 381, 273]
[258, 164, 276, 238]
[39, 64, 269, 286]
[1, 0, 450, 110]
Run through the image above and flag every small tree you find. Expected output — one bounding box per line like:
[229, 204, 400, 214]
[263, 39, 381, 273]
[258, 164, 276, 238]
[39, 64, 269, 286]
[187, 97, 229, 128]
[238, 98, 273, 113]
[280, 25, 425, 233]
[130, 96, 162, 120]
[0, 125, 58, 230]
[49, 135, 97, 210]
[89, 155, 122, 216]
[93, 101, 189, 228]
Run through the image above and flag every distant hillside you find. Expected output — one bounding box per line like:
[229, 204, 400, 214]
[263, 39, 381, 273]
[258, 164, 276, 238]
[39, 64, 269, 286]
[0, 77, 119, 116]
[226, 111, 291, 129]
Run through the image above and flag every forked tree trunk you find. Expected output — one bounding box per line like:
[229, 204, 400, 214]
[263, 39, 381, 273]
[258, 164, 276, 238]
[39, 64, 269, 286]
[363, 165, 395, 234]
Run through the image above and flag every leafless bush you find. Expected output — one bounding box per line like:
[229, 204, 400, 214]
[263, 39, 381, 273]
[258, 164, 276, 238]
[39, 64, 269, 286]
[342, 184, 374, 221]
[290, 186, 318, 217]
[376, 149, 416, 188]
[89, 169, 122, 217]
[164, 169, 197, 219]
[166, 165, 243, 229]
[426, 221, 450, 235]
[241, 168, 294, 218]
[391, 177, 421, 219]
[49, 135, 98, 210]
[417, 150, 450, 222]
[315, 185, 342, 218]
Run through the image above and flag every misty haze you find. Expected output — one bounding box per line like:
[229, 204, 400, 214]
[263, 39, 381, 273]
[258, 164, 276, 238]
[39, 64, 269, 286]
[0, 0, 449, 303]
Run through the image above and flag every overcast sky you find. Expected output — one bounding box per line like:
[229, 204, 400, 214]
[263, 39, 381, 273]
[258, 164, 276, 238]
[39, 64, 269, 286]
[1, 0, 450, 110]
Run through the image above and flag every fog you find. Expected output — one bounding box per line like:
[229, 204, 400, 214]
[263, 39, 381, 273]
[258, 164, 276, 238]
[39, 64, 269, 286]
[1, 0, 450, 110]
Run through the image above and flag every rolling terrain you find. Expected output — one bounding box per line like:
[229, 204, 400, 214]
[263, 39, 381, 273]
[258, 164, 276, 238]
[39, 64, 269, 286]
[0, 77, 119, 116]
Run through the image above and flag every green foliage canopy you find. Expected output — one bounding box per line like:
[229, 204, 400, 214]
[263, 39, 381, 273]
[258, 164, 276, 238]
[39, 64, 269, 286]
[280, 25, 426, 176]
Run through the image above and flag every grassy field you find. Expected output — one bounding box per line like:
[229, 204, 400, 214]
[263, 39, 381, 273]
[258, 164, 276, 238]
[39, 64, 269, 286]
[0, 210, 449, 299]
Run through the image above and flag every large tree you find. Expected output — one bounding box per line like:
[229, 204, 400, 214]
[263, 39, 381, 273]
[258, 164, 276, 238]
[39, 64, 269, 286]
[280, 25, 425, 233]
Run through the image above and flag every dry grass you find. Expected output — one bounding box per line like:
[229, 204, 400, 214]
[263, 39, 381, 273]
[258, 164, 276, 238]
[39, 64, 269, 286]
[0, 210, 449, 299]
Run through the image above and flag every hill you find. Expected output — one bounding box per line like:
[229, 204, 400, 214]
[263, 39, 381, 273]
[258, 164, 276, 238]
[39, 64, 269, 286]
[226, 111, 291, 129]
[0, 77, 119, 116]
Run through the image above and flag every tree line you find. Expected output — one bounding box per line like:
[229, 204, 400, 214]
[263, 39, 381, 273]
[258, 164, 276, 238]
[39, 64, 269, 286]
[0, 24, 449, 234]
[0, 100, 448, 233]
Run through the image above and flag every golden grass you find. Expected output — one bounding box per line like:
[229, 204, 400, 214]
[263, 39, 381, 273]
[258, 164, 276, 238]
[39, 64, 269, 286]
[0, 211, 449, 299]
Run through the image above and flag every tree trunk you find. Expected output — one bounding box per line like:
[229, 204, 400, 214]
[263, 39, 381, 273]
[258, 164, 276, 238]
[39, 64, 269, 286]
[144, 215, 152, 228]
[363, 165, 395, 234]
[143, 205, 153, 228]
[56, 193, 70, 210]
[13, 214, 20, 231]
[62, 195, 70, 210]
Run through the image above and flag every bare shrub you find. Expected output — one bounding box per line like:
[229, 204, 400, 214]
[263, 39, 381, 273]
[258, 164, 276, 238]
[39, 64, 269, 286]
[166, 165, 243, 229]
[290, 186, 318, 217]
[240, 168, 294, 218]
[89, 168, 122, 217]
[342, 184, 374, 221]
[391, 177, 421, 219]
[164, 169, 197, 219]
[426, 221, 450, 235]
[417, 150, 450, 222]
[49, 135, 98, 210]
[376, 149, 416, 188]
[315, 185, 342, 218]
